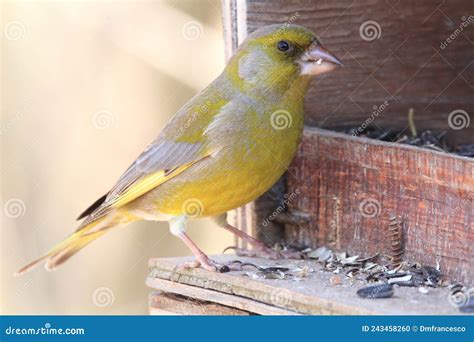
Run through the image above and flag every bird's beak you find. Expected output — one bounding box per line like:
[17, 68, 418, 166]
[298, 42, 343, 76]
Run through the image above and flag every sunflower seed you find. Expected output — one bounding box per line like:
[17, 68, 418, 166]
[357, 284, 394, 299]
[388, 274, 413, 286]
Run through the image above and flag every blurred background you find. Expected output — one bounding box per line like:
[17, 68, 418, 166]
[1, 0, 233, 314]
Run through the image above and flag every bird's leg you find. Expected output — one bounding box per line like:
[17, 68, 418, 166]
[169, 216, 242, 272]
[215, 214, 303, 259]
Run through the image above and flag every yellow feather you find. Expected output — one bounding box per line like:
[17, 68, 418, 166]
[108, 158, 207, 209]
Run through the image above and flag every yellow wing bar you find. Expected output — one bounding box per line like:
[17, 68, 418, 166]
[107, 159, 203, 209]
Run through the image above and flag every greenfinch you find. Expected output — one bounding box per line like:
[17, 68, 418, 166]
[16, 24, 342, 275]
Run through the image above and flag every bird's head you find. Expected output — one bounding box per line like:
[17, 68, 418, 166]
[225, 24, 342, 94]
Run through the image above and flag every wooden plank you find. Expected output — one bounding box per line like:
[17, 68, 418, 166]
[224, 1, 473, 278]
[147, 280, 294, 315]
[239, 0, 474, 144]
[221, 0, 247, 61]
[149, 291, 251, 315]
[282, 128, 473, 284]
[147, 256, 463, 315]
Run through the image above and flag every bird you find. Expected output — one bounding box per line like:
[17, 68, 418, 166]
[15, 24, 342, 275]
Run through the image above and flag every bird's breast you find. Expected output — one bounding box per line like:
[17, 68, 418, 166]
[165, 106, 304, 216]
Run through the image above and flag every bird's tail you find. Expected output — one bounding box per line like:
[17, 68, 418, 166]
[14, 211, 133, 276]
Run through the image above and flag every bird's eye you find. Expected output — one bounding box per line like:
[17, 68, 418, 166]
[277, 40, 290, 52]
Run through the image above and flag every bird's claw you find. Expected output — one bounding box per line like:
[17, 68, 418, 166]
[174, 257, 245, 273]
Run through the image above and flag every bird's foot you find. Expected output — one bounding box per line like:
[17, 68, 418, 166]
[223, 245, 304, 260]
[216, 218, 304, 260]
[172, 229, 244, 273]
[174, 256, 244, 273]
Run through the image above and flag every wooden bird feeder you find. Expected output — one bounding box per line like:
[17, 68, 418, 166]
[147, 0, 473, 315]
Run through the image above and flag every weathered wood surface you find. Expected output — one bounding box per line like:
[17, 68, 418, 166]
[235, 0, 474, 143]
[279, 128, 473, 284]
[148, 278, 293, 315]
[147, 256, 462, 315]
[149, 291, 251, 315]
[223, 1, 473, 284]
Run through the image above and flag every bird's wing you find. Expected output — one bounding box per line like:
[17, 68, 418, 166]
[77, 139, 210, 226]
[106, 140, 206, 206]
[78, 88, 229, 225]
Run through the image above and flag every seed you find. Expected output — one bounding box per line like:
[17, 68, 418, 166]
[330, 275, 342, 286]
[357, 284, 394, 299]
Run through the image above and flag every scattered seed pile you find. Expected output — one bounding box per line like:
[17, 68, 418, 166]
[304, 246, 441, 287]
[346, 127, 473, 157]
[239, 246, 473, 312]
